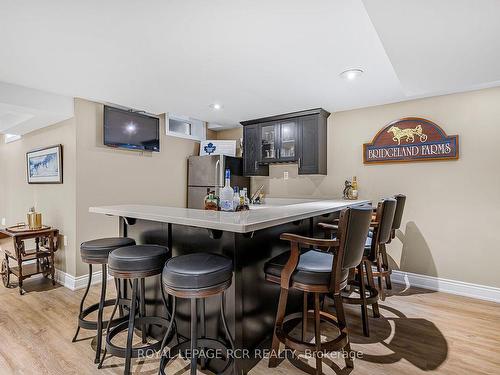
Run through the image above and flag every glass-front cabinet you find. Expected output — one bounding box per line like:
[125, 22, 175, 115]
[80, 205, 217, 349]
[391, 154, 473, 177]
[261, 122, 278, 162]
[242, 108, 329, 176]
[279, 120, 298, 161]
[260, 120, 298, 163]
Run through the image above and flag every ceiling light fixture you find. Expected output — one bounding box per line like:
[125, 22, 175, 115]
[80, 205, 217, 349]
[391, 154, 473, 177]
[340, 69, 364, 80]
[209, 103, 222, 110]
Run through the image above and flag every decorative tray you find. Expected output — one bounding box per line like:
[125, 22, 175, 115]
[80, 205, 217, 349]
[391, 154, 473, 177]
[5, 224, 52, 234]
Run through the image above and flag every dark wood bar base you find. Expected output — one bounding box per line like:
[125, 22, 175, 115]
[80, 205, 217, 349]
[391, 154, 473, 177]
[118, 212, 339, 374]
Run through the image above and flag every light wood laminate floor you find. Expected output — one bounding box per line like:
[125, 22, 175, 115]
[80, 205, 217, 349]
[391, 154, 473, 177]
[0, 277, 499, 374]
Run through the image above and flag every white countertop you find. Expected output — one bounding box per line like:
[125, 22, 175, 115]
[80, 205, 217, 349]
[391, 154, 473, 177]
[89, 198, 370, 233]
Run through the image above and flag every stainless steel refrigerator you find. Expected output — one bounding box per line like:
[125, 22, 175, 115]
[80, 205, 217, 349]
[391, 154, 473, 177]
[187, 155, 250, 209]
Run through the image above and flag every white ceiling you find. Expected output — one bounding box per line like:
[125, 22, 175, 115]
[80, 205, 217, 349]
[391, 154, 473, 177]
[0, 82, 73, 135]
[363, 0, 500, 96]
[0, 0, 499, 129]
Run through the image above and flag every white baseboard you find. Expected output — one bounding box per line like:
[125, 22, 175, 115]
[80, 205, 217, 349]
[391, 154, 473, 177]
[53, 268, 500, 303]
[391, 270, 500, 303]
[55, 269, 112, 291]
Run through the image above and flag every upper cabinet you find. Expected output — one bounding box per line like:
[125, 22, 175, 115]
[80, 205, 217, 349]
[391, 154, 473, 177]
[243, 123, 269, 176]
[241, 108, 330, 176]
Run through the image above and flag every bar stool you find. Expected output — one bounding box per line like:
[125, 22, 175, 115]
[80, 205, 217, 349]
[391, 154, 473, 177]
[264, 206, 373, 374]
[159, 252, 235, 375]
[383, 194, 406, 289]
[72, 237, 136, 364]
[364, 198, 397, 300]
[100, 244, 172, 375]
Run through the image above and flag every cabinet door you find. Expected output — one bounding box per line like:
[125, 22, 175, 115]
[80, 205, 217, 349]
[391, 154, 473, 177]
[298, 115, 319, 174]
[260, 122, 279, 163]
[278, 120, 299, 162]
[243, 124, 269, 176]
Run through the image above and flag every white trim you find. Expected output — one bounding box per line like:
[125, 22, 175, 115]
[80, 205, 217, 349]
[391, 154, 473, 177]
[391, 270, 500, 303]
[55, 269, 112, 291]
[52, 267, 500, 304]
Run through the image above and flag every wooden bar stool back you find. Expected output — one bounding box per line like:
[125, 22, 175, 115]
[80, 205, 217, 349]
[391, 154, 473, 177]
[390, 194, 407, 242]
[264, 206, 373, 374]
[366, 198, 397, 299]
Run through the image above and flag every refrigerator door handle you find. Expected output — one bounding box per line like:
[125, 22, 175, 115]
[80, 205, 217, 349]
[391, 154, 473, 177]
[215, 159, 220, 191]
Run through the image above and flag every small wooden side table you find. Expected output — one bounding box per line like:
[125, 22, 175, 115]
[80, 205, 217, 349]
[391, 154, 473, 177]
[0, 225, 59, 295]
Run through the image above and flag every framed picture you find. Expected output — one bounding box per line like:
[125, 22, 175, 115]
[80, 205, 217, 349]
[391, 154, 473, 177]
[26, 144, 63, 184]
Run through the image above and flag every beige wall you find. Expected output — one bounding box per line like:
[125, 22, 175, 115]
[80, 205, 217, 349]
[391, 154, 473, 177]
[252, 87, 500, 288]
[2, 88, 500, 288]
[0, 98, 201, 278]
[0, 117, 77, 274]
[74, 98, 199, 276]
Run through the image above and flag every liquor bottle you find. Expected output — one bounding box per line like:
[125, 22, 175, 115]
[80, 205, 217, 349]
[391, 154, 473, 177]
[351, 176, 359, 199]
[219, 169, 234, 212]
[233, 186, 241, 211]
[241, 189, 250, 210]
[204, 188, 219, 211]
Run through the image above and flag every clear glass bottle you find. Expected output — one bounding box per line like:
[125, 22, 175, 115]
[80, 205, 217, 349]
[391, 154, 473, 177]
[219, 169, 234, 212]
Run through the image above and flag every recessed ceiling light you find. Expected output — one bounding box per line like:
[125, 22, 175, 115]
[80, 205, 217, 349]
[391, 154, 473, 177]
[340, 69, 364, 80]
[209, 103, 222, 110]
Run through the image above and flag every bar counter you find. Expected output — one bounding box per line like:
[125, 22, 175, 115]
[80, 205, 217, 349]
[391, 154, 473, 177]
[90, 198, 369, 374]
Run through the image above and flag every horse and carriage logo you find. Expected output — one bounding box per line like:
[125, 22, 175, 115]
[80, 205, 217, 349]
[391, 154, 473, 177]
[387, 124, 428, 145]
[363, 118, 458, 164]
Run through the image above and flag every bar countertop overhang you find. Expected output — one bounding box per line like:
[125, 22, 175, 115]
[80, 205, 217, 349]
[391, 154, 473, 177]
[89, 198, 370, 233]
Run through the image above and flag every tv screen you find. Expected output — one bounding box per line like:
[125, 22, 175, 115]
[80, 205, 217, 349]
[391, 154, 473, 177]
[104, 106, 160, 152]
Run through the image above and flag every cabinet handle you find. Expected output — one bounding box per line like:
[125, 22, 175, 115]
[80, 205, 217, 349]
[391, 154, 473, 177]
[277, 148, 280, 159]
[298, 157, 301, 169]
[255, 160, 258, 171]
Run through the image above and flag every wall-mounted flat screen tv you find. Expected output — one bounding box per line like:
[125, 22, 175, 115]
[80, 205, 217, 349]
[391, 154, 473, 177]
[104, 105, 160, 152]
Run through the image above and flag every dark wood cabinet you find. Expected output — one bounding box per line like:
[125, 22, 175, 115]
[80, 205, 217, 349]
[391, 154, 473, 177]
[241, 108, 329, 176]
[243, 123, 269, 176]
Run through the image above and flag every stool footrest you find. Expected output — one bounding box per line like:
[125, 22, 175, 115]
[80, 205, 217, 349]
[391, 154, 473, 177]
[78, 298, 132, 331]
[106, 316, 171, 358]
[159, 338, 234, 375]
[341, 280, 379, 305]
[277, 311, 348, 353]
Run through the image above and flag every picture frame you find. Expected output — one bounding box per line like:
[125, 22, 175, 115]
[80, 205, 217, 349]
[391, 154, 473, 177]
[26, 144, 63, 184]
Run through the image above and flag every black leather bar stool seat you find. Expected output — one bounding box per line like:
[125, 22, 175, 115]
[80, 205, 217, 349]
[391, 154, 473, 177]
[159, 253, 235, 375]
[108, 245, 170, 277]
[72, 237, 136, 364]
[80, 237, 136, 264]
[265, 249, 349, 289]
[100, 245, 173, 375]
[162, 252, 233, 290]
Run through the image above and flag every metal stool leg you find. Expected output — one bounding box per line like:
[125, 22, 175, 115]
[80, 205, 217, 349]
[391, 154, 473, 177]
[125, 279, 138, 375]
[140, 278, 147, 344]
[221, 290, 235, 351]
[72, 264, 92, 342]
[190, 298, 198, 375]
[200, 298, 206, 369]
[98, 277, 122, 369]
[94, 264, 107, 364]
[118, 278, 125, 317]
[160, 296, 177, 351]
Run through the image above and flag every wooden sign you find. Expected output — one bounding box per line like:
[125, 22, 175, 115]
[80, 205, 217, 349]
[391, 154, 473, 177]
[363, 118, 459, 164]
